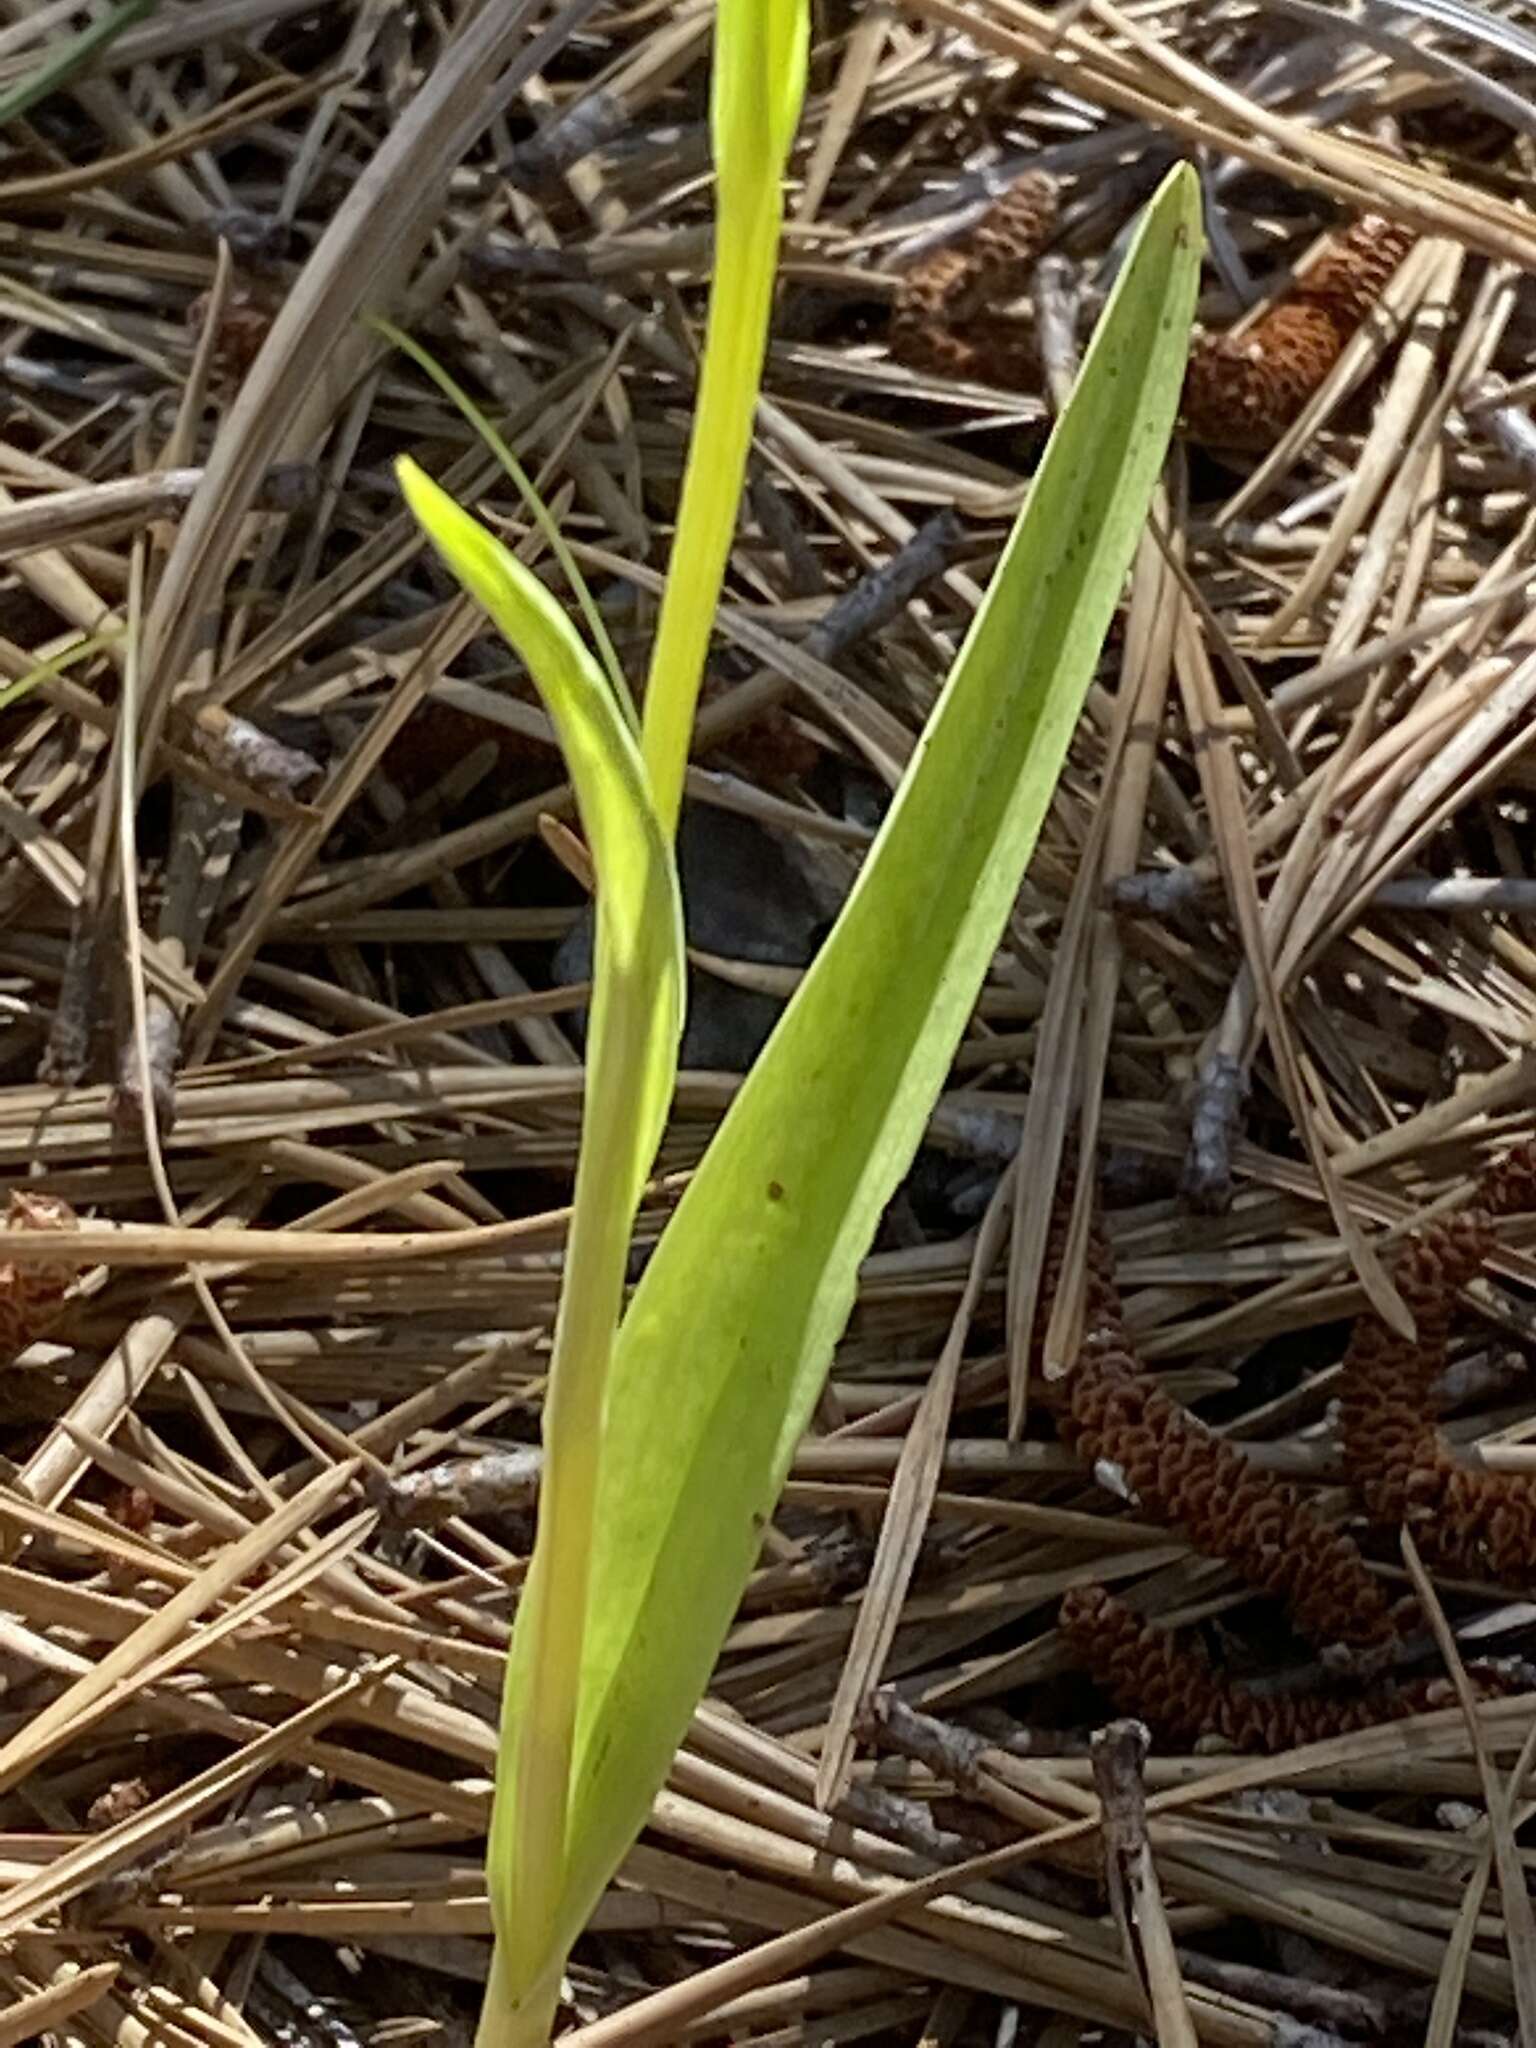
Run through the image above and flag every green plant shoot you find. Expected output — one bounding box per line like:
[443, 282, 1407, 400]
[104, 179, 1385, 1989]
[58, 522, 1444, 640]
[640, 0, 809, 835]
[402, 152, 1198, 2031]
[395, 459, 684, 2048]
[400, 82, 1195, 2048]
[539, 161, 1201, 1966]
[397, 10, 808, 2042]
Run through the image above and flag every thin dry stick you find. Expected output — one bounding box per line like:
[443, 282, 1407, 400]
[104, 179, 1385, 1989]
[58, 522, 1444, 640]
[0, 1963, 121, 2048]
[1172, 589, 1410, 1335]
[1092, 1718, 1199, 2048]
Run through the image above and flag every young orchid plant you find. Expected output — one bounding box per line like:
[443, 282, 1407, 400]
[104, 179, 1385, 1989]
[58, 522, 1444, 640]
[394, 6, 1200, 2035]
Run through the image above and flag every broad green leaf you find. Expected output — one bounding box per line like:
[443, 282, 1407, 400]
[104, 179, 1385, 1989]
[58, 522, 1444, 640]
[551, 161, 1203, 1957]
[394, 458, 684, 2022]
[640, 0, 808, 835]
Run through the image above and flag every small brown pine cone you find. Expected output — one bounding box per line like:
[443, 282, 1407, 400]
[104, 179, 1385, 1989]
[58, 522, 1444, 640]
[1476, 1137, 1536, 1222]
[892, 246, 974, 343]
[958, 172, 1060, 319]
[1339, 1211, 1491, 1527]
[1181, 213, 1414, 449]
[1059, 1353, 1398, 1650]
[1302, 215, 1418, 330]
[1182, 304, 1350, 448]
[1426, 1463, 1536, 1582]
[1042, 1169, 1398, 1652]
[1061, 1583, 1454, 1755]
[1039, 1158, 1131, 1355]
[0, 1190, 80, 1357]
[1341, 1138, 1536, 1580]
[889, 309, 1040, 387]
[890, 171, 1057, 386]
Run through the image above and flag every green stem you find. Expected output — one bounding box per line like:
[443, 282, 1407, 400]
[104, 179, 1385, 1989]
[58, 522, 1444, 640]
[640, 170, 783, 839]
[497, 968, 651, 1988]
[474, 1940, 562, 2048]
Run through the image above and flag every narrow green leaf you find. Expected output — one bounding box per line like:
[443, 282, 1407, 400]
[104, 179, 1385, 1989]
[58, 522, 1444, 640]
[0, 0, 158, 129]
[551, 161, 1203, 1958]
[713, 0, 808, 200]
[640, 0, 808, 837]
[394, 463, 680, 1172]
[394, 458, 684, 2024]
[374, 318, 637, 734]
[0, 630, 120, 713]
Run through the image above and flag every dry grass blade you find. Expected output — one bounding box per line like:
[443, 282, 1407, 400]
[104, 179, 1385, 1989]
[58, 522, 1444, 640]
[816, 1168, 1013, 1808]
[1402, 1530, 1536, 2047]
[1022, 503, 1186, 1386]
[1173, 586, 1409, 1330]
[0, 1962, 120, 2047]
[1426, 1839, 1495, 2048]
[0, 1213, 571, 1267]
[143, 0, 603, 770]
[0, 1460, 359, 1798]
